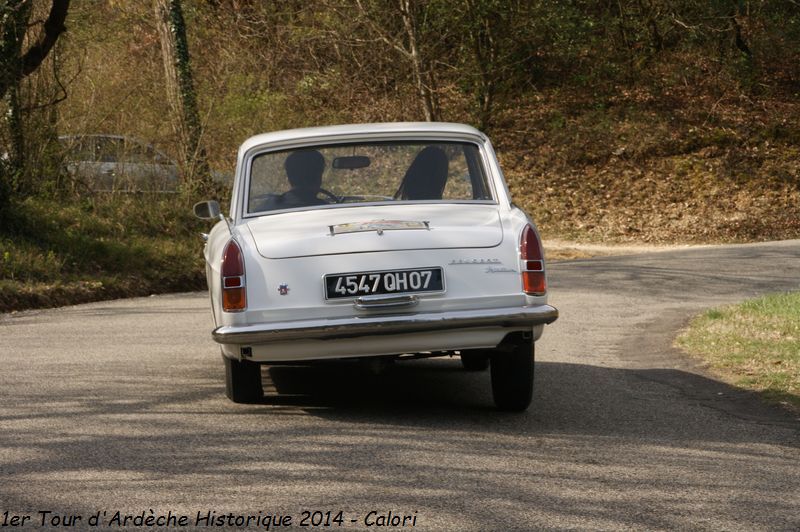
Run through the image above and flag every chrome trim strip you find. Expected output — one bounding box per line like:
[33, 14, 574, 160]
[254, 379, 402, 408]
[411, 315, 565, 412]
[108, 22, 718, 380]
[354, 294, 419, 310]
[329, 219, 431, 236]
[212, 304, 558, 344]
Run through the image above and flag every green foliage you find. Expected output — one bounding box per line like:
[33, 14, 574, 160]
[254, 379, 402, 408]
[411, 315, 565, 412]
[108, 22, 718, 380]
[676, 292, 800, 413]
[0, 195, 206, 311]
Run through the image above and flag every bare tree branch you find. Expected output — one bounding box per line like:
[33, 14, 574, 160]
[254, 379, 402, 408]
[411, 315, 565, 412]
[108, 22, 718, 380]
[354, 0, 412, 59]
[21, 0, 70, 76]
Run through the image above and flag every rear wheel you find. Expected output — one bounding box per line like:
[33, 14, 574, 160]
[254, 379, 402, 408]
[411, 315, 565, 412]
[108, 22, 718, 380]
[490, 335, 534, 411]
[460, 351, 490, 371]
[223, 355, 263, 403]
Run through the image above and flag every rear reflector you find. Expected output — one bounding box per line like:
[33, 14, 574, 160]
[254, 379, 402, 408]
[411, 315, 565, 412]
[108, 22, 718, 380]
[520, 225, 546, 296]
[223, 276, 243, 289]
[222, 240, 246, 312]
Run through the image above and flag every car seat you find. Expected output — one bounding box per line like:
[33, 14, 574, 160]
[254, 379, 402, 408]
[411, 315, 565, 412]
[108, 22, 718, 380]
[397, 146, 449, 200]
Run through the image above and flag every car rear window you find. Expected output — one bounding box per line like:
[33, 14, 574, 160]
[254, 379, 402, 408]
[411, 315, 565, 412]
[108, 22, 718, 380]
[246, 141, 492, 214]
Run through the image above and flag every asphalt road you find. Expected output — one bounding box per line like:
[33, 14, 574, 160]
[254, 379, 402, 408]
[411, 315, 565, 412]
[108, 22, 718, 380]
[1, 240, 799, 531]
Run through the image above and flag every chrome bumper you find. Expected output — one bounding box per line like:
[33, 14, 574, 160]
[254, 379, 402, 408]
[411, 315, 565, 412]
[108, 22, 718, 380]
[212, 304, 558, 345]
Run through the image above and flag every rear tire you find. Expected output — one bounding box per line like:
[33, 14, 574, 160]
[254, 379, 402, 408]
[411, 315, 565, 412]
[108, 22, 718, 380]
[490, 336, 534, 411]
[460, 351, 490, 371]
[223, 355, 263, 404]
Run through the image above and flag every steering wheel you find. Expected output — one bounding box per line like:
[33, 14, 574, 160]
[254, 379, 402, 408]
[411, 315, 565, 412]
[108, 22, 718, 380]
[318, 187, 341, 203]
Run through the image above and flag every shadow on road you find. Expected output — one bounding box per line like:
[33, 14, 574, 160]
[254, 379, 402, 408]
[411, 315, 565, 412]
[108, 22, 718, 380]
[1, 358, 798, 529]
[261, 359, 799, 435]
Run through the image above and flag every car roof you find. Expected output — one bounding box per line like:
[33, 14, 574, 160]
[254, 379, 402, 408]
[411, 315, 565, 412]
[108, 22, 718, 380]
[238, 122, 487, 155]
[59, 134, 127, 141]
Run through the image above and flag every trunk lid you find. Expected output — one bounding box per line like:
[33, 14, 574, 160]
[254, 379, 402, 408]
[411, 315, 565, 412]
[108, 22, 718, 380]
[246, 204, 503, 259]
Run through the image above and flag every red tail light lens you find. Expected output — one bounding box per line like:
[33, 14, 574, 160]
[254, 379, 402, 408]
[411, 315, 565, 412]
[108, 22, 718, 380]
[520, 224, 546, 296]
[221, 239, 246, 312]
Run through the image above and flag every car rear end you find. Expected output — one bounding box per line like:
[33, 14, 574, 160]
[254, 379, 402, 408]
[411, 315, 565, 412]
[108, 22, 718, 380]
[213, 203, 555, 362]
[199, 123, 557, 409]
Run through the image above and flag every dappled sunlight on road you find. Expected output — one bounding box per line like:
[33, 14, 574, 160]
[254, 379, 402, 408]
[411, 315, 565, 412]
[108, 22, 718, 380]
[1, 244, 799, 529]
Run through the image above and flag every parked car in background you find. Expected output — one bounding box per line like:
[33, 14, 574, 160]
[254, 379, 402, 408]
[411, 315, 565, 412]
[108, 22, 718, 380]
[194, 122, 558, 411]
[59, 134, 179, 192]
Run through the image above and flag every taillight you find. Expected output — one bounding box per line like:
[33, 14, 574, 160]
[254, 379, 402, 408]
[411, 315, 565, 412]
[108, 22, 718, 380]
[221, 239, 246, 312]
[520, 224, 546, 296]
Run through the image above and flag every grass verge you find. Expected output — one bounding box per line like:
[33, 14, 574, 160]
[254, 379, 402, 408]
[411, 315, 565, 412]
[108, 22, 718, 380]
[675, 292, 800, 414]
[0, 195, 208, 313]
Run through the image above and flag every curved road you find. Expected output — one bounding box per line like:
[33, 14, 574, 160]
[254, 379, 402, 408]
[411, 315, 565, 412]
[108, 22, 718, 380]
[1, 241, 798, 530]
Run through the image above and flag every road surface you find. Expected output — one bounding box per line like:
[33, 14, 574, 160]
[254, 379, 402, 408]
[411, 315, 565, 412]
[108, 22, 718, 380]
[1, 240, 798, 530]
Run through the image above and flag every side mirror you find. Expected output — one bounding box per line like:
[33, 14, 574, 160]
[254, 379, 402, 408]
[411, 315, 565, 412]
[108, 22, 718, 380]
[194, 200, 221, 220]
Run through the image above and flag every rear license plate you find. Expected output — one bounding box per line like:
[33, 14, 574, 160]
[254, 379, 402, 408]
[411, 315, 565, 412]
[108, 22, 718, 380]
[325, 267, 444, 300]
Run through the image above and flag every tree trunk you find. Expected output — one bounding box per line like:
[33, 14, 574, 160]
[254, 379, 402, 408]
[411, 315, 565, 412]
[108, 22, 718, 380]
[398, 0, 437, 122]
[0, 0, 31, 208]
[6, 84, 24, 180]
[0, 0, 68, 100]
[0, 84, 24, 210]
[0, 0, 69, 211]
[465, 0, 499, 131]
[154, 0, 210, 191]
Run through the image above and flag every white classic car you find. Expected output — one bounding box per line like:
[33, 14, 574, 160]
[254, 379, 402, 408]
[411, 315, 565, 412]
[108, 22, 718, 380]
[194, 122, 557, 410]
